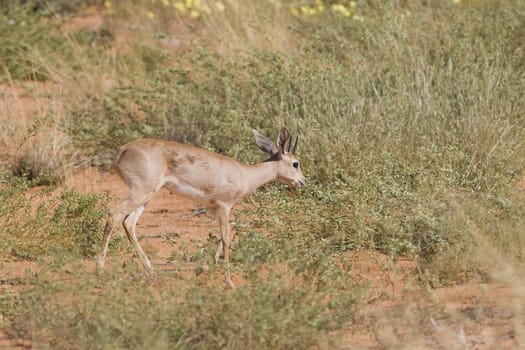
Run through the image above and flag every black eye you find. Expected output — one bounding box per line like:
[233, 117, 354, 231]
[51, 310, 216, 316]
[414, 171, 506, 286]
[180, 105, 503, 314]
[292, 161, 299, 169]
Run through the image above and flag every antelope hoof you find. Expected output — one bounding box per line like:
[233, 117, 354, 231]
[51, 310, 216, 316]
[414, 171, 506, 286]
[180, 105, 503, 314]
[143, 268, 158, 281]
[225, 275, 236, 289]
[96, 258, 105, 275]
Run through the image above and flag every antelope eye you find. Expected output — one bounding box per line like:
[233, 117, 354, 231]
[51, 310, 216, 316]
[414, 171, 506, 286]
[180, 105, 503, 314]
[292, 161, 299, 169]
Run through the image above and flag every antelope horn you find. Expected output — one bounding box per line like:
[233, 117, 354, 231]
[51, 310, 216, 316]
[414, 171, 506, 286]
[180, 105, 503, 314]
[292, 135, 298, 154]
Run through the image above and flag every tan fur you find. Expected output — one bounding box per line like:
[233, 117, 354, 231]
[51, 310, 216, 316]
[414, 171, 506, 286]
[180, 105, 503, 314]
[97, 128, 305, 287]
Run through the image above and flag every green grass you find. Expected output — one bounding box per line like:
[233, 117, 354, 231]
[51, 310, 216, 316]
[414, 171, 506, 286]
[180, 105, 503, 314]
[1, 0, 525, 348]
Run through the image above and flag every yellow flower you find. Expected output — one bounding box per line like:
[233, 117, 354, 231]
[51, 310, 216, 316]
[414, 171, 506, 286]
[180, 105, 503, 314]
[147, 11, 155, 19]
[190, 10, 200, 18]
[290, 7, 299, 16]
[174, 1, 186, 12]
[104, 1, 113, 14]
[332, 4, 351, 17]
[201, 4, 211, 14]
[215, 1, 225, 11]
[270, 0, 282, 8]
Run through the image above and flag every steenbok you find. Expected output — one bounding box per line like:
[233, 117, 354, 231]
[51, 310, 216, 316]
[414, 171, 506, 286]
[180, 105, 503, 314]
[97, 127, 305, 287]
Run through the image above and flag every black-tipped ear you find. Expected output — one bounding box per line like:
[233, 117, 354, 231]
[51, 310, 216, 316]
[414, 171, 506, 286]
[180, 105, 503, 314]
[252, 129, 276, 155]
[277, 127, 291, 154]
[266, 151, 282, 162]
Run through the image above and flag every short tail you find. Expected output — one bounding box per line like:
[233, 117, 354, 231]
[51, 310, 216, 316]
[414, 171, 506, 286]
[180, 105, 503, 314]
[112, 144, 129, 168]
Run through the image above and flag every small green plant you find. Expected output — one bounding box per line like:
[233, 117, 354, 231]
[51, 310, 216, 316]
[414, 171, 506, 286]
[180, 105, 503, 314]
[0, 178, 111, 261]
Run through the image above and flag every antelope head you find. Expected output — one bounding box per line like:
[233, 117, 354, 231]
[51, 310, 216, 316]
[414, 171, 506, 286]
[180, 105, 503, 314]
[252, 127, 306, 188]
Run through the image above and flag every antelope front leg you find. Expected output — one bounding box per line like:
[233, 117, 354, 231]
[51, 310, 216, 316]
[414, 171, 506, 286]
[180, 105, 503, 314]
[213, 206, 225, 263]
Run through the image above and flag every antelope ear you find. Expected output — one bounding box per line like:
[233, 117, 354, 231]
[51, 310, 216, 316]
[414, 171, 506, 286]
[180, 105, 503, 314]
[277, 127, 291, 154]
[252, 129, 276, 155]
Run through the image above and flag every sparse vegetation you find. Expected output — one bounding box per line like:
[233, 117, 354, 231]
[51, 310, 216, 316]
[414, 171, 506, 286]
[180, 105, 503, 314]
[1, 0, 525, 348]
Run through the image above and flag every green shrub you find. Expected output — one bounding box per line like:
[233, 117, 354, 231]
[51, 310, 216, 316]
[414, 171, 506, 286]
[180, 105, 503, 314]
[0, 178, 111, 260]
